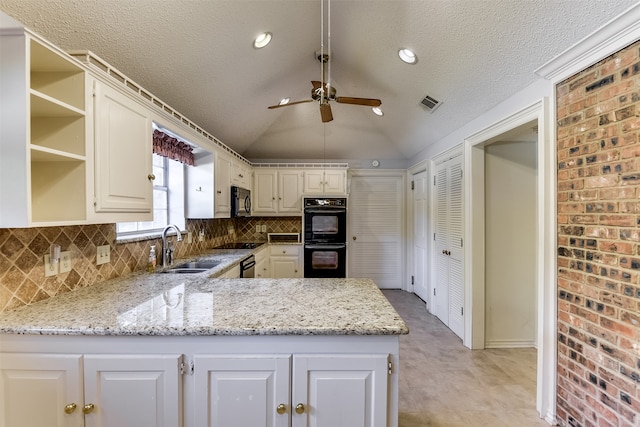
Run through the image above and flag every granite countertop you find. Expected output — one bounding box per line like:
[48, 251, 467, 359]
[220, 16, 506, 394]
[0, 272, 409, 336]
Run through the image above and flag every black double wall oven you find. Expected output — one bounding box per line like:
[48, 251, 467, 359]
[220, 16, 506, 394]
[303, 197, 347, 278]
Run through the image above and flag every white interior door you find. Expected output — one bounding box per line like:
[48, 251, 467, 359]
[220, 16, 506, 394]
[412, 171, 429, 303]
[432, 154, 464, 339]
[348, 175, 404, 288]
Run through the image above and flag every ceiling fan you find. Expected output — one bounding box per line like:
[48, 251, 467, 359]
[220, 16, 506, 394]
[268, 52, 382, 123]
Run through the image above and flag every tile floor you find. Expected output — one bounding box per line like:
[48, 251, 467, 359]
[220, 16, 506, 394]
[383, 290, 551, 427]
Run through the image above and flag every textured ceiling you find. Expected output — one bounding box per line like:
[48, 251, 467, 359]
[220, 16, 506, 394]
[1, 0, 637, 164]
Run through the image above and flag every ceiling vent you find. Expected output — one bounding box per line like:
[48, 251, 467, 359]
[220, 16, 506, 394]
[420, 94, 441, 112]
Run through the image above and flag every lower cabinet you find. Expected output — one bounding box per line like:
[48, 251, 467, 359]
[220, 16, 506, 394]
[193, 354, 389, 427]
[270, 245, 302, 278]
[0, 353, 182, 427]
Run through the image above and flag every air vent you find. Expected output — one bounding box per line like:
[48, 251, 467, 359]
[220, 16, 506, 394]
[420, 94, 441, 112]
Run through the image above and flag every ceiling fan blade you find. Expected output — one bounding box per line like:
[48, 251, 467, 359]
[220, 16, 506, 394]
[320, 103, 333, 122]
[335, 97, 382, 107]
[311, 80, 323, 90]
[267, 99, 314, 109]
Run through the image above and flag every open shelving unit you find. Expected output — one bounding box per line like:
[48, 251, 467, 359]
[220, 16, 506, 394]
[27, 37, 87, 224]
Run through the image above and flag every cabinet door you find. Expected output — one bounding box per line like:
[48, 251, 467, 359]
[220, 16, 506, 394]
[0, 353, 84, 427]
[279, 170, 303, 213]
[185, 152, 214, 219]
[231, 161, 251, 190]
[254, 170, 278, 214]
[94, 81, 153, 214]
[303, 171, 325, 194]
[193, 355, 291, 427]
[215, 153, 231, 218]
[270, 256, 300, 278]
[83, 354, 182, 427]
[322, 171, 346, 194]
[292, 355, 389, 427]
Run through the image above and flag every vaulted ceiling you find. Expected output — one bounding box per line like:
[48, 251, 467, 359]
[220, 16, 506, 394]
[1, 0, 637, 165]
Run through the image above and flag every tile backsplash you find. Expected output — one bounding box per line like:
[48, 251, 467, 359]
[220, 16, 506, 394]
[0, 216, 301, 313]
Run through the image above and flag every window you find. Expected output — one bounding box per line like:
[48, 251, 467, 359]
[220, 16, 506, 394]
[117, 153, 185, 238]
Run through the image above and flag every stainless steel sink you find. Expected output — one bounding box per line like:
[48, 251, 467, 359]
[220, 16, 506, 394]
[172, 261, 221, 269]
[161, 260, 221, 274]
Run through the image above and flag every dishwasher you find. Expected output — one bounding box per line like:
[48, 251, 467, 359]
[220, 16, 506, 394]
[240, 254, 256, 278]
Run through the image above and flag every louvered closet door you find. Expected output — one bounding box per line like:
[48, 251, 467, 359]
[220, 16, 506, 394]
[348, 175, 403, 288]
[433, 155, 464, 339]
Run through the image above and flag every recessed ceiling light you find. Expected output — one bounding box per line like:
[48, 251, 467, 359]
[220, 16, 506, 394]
[398, 48, 417, 64]
[279, 98, 290, 106]
[253, 32, 272, 49]
[372, 107, 384, 116]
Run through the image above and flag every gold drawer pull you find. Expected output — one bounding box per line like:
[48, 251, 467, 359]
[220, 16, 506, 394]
[83, 403, 95, 414]
[295, 403, 305, 414]
[276, 403, 286, 414]
[64, 403, 77, 414]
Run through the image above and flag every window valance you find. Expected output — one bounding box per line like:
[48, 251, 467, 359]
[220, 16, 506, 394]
[152, 130, 194, 166]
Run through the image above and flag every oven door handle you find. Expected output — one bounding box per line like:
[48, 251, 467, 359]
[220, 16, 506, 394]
[241, 260, 256, 269]
[304, 208, 346, 214]
[305, 244, 347, 250]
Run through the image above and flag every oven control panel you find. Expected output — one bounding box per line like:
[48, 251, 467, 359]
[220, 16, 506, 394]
[303, 197, 347, 208]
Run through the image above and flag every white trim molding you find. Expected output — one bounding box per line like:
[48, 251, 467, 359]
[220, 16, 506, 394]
[535, 2, 640, 83]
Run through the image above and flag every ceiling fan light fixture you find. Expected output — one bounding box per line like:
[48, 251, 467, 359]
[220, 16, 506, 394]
[372, 107, 384, 116]
[279, 97, 291, 106]
[398, 48, 417, 64]
[253, 32, 272, 49]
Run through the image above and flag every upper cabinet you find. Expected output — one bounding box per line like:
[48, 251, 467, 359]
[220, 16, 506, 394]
[303, 170, 347, 195]
[92, 80, 153, 217]
[231, 161, 251, 191]
[0, 30, 88, 227]
[185, 151, 231, 219]
[253, 169, 303, 215]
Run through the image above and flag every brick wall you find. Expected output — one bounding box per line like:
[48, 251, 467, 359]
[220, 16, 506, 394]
[557, 40, 640, 426]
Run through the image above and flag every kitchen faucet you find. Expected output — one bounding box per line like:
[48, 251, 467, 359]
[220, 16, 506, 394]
[161, 224, 183, 268]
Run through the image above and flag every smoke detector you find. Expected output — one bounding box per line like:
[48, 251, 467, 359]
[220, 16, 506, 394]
[420, 94, 442, 113]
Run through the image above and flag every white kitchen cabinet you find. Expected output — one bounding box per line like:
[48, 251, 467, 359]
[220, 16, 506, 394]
[217, 264, 240, 278]
[92, 80, 153, 217]
[292, 355, 389, 427]
[215, 153, 232, 218]
[0, 353, 84, 427]
[193, 355, 290, 427]
[269, 245, 302, 278]
[193, 354, 387, 427]
[0, 28, 88, 227]
[0, 353, 181, 427]
[303, 170, 346, 195]
[255, 245, 270, 278]
[253, 169, 303, 215]
[83, 354, 182, 427]
[230, 160, 251, 190]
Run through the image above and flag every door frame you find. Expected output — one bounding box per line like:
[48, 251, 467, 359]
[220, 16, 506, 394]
[406, 160, 428, 297]
[463, 98, 554, 420]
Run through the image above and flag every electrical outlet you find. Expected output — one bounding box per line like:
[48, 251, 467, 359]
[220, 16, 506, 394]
[261, 224, 267, 232]
[59, 251, 71, 273]
[198, 230, 205, 242]
[187, 231, 193, 244]
[44, 254, 59, 277]
[96, 245, 110, 265]
[256, 225, 261, 233]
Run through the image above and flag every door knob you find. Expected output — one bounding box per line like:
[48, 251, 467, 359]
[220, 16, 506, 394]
[276, 403, 286, 414]
[295, 403, 305, 414]
[64, 403, 77, 414]
[83, 403, 95, 414]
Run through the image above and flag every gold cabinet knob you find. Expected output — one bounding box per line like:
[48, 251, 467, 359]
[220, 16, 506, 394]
[352, 236, 357, 241]
[83, 403, 95, 414]
[295, 403, 305, 414]
[148, 174, 156, 181]
[64, 403, 77, 414]
[276, 403, 286, 414]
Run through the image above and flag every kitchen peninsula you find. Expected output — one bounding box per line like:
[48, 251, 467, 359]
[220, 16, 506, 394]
[0, 272, 408, 427]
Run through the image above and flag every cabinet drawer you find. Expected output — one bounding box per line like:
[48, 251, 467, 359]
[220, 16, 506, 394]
[269, 245, 300, 256]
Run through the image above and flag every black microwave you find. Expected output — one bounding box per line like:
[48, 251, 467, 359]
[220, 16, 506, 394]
[231, 186, 251, 217]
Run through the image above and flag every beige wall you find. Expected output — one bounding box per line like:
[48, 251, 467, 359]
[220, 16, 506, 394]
[484, 140, 537, 347]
